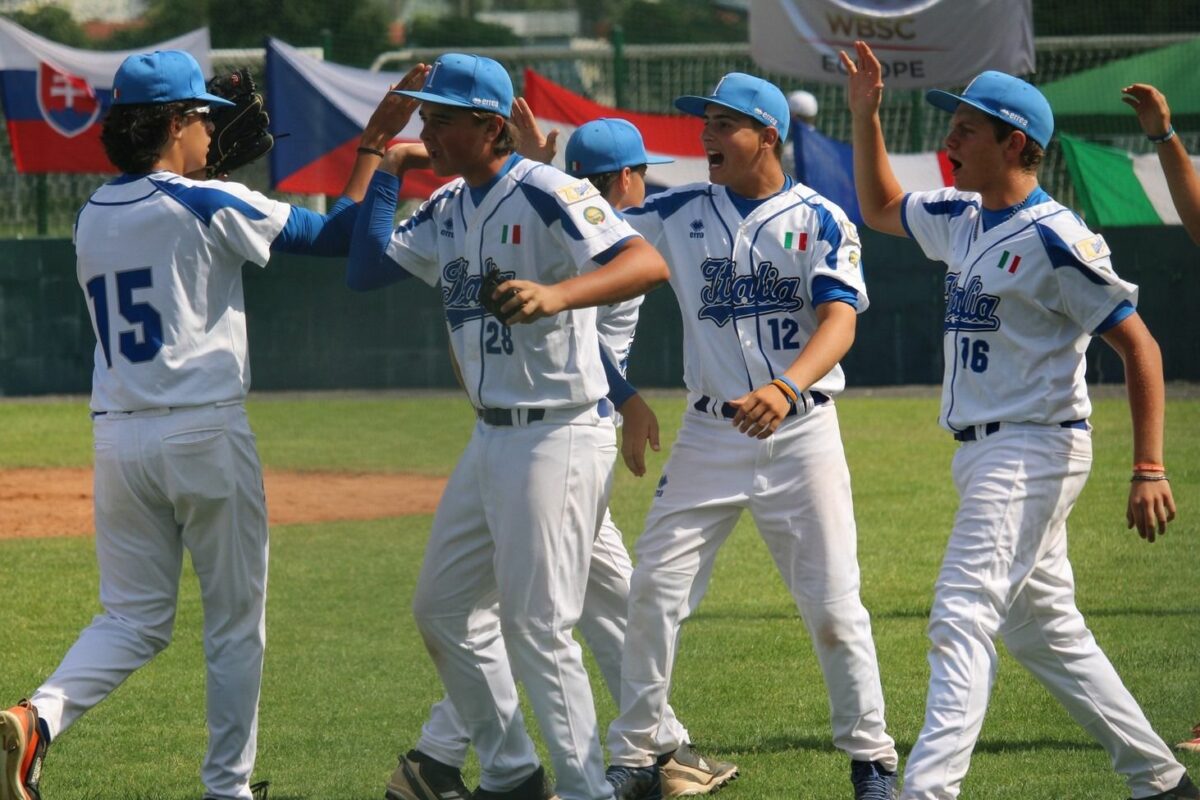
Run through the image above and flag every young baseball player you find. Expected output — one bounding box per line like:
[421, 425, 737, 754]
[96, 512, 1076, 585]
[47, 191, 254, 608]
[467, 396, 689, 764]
[0, 50, 424, 800]
[842, 40, 1197, 800]
[383, 116, 738, 800]
[1122, 83, 1200, 245]
[596, 73, 899, 800]
[346, 54, 669, 800]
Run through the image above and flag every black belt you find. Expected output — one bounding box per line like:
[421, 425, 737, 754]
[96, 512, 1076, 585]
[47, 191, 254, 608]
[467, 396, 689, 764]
[953, 419, 1088, 442]
[693, 390, 829, 420]
[477, 400, 612, 427]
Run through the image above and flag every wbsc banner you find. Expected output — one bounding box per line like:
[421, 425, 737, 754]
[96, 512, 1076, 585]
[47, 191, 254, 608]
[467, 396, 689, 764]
[0, 18, 212, 174]
[749, 0, 1034, 88]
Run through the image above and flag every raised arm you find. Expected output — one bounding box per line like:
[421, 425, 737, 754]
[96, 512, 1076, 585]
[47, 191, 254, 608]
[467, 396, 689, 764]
[340, 64, 428, 201]
[1100, 312, 1176, 542]
[840, 41, 907, 237]
[1122, 83, 1200, 246]
[511, 96, 559, 164]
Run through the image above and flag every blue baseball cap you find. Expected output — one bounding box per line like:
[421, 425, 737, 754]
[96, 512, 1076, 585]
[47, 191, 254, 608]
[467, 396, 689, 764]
[396, 53, 513, 118]
[926, 71, 1053, 148]
[674, 72, 790, 142]
[565, 118, 673, 178]
[111, 50, 234, 107]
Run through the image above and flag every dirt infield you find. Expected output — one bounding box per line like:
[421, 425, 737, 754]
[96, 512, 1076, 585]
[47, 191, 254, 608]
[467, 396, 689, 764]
[0, 468, 446, 540]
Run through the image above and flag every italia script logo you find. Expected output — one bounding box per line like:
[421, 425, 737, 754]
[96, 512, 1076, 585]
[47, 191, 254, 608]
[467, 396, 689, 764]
[697, 258, 803, 327]
[944, 273, 1001, 332]
[442, 257, 513, 329]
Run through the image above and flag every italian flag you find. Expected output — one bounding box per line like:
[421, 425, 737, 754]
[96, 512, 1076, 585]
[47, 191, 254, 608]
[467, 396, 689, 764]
[783, 232, 808, 250]
[997, 250, 1021, 273]
[501, 224, 521, 244]
[1061, 133, 1200, 226]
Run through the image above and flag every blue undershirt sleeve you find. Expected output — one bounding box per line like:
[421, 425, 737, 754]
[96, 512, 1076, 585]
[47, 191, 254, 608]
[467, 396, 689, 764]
[346, 171, 412, 291]
[1093, 299, 1135, 335]
[270, 196, 359, 256]
[600, 346, 638, 409]
[812, 275, 860, 309]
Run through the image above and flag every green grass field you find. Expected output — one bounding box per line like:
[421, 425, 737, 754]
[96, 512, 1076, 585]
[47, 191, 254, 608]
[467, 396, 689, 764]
[1, 391, 1197, 799]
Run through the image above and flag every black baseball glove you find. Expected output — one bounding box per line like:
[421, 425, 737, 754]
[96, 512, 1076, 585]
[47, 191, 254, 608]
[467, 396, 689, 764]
[204, 68, 273, 177]
[479, 266, 519, 322]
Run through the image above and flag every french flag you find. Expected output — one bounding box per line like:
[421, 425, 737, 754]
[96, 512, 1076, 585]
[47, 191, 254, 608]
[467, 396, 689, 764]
[267, 38, 446, 198]
[794, 124, 953, 225]
[0, 18, 213, 174]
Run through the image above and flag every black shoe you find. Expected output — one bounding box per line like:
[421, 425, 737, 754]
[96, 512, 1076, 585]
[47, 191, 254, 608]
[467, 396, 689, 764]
[474, 765, 558, 800]
[606, 763, 662, 800]
[385, 749, 470, 800]
[851, 760, 898, 800]
[1133, 774, 1200, 800]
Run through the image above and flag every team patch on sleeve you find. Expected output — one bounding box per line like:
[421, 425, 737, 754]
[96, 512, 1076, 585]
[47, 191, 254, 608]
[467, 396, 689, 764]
[555, 180, 600, 205]
[1072, 234, 1111, 263]
[840, 219, 862, 248]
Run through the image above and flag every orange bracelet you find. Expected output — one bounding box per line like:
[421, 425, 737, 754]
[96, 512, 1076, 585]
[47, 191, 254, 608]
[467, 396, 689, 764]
[1132, 462, 1166, 473]
[770, 379, 798, 405]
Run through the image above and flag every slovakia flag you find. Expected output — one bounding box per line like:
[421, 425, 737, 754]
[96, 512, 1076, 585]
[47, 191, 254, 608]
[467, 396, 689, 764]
[0, 18, 214, 174]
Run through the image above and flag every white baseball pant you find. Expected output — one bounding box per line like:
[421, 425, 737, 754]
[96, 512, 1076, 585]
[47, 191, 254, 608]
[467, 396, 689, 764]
[31, 402, 267, 800]
[417, 508, 689, 769]
[900, 424, 1186, 799]
[412, 408, 617, 800]
[607, 402, 896, 770]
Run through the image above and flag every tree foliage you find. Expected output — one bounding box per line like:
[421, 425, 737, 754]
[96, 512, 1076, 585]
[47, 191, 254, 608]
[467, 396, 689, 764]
[1, 6, 88, 47]
[406, 14, 521, 49]
[618, 0, 746, 44]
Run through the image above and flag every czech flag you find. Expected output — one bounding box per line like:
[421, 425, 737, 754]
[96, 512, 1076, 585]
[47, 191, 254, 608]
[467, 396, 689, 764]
[0, 18, 213, 174]
[267, 37, 448, 198]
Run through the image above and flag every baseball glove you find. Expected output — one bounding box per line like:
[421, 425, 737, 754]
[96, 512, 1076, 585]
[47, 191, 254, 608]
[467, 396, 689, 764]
[204, 68, 273, 177]
[479, 266, 519, 321]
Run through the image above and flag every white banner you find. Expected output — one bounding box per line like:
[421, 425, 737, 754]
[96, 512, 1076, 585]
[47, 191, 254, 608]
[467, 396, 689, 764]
[749, 0, 1034, 88]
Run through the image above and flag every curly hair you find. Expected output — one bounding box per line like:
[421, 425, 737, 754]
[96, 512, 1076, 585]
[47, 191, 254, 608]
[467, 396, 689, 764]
[986, 116, 1045, 173]
[471, 111, 522, 156]
[100, 101, 194, 173]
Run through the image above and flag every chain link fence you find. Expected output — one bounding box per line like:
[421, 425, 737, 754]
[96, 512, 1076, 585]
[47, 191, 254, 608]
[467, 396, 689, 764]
[2, 30, 1197, 236]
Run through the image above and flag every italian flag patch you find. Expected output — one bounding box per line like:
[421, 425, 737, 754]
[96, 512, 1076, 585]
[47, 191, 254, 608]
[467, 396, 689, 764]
[997, 250, 1021, 273]
[501, 224, 521, 244]
[783, 232, 808, 250]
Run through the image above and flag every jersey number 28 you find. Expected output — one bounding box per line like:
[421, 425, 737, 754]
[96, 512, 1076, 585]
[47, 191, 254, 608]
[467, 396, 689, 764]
[85, 268, 163, 368]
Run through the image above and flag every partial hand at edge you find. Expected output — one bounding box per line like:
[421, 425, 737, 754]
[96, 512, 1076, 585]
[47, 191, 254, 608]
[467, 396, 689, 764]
[618, 393, 660, 477]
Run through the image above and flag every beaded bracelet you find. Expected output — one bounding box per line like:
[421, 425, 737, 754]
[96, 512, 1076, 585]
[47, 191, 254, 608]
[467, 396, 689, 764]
[1131, 474, 1170, 482]
[357, 145, 386, 157]
[1148, 126, 1176, 144]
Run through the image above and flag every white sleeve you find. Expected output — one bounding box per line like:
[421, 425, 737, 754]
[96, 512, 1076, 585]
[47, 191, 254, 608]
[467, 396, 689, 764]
[385, 194, 446, 287]
[902, 187, 977, 265]
[1039, 222, 1139, 333]
[537, 176, 642, 270]
[198, 180, 290, 268]
[807, 198, 869, 312]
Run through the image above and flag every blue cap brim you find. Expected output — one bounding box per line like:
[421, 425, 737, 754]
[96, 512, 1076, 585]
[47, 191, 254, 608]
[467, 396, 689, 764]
[197, 92, 236, 107]
[925, 88, 1017, 133]
[393, 88, 502, 114]
[645, 154, 674, 165]
[674, 94, 720, 118]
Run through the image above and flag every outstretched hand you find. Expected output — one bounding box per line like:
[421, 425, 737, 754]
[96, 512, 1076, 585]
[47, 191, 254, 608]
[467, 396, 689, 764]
[1126, 479, 1176, 543]
[839, 40, 885, 119]
[1121, 83, 1172, 139]
[512, 96, 559, 164]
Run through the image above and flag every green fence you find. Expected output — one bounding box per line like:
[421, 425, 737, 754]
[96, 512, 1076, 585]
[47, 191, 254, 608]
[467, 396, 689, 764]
[3, 227, 1196, 398]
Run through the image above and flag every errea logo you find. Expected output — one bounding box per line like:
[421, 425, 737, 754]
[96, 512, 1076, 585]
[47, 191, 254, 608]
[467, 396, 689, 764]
[998, 107, 1028, 127]
[755, 107, 778, 127]
[473, 97, 500, 109]
[689, 219, 705, 239]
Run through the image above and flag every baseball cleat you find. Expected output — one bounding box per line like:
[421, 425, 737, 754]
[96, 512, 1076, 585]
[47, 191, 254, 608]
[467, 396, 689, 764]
[385, 749, 470, 800]
[0, 700, 46, 800]
[1130, 773, 1200, 800]
[850, 759, 898, 800]
[657, 743, 738, 796]
[607, 763, 663, 800]
[1178, 724, 1200, 754]
[473, 764, 559, 799]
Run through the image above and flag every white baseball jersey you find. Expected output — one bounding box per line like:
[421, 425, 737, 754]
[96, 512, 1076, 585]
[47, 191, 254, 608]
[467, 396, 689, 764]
[901, 188, 1138, 432]
[74, 171, 289, 413]
[385, 157, 638, 410]
[597, 296, 643, 377]
[624, 181, 868, 400]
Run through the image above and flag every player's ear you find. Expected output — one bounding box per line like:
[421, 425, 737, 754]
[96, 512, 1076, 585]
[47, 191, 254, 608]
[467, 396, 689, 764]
[1005, 129, 1028, 163]
[761, 125, 780, 151]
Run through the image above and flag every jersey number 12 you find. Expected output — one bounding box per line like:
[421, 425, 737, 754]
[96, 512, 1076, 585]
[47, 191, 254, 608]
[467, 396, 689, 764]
[85, 268, 163, 368]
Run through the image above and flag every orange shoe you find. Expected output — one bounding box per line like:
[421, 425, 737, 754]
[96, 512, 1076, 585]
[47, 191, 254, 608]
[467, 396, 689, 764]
[1179, 723, 1200, 754]
[0, 700, 46, 800]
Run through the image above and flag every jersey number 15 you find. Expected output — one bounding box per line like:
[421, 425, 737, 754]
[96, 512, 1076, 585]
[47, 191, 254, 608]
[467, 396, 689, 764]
[85, 268, 163, 368]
